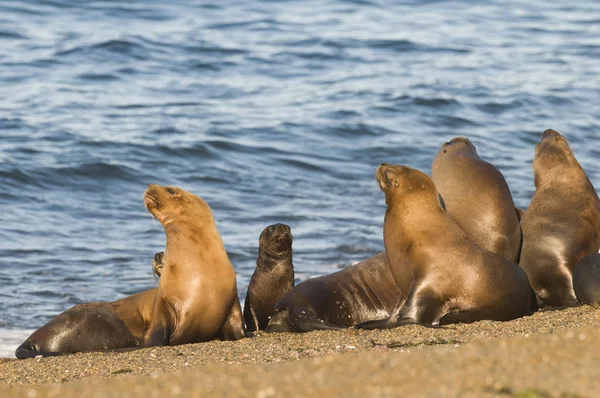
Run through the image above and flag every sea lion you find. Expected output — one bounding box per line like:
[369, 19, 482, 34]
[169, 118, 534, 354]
[243, 223, 295, 332]
[15, 288, 157, 359]
[266, 252, 403, 332]
[144, 184, 245, 345]
[520, 129, 600, 308]
[432, 137, 522, 263]
[373, 164, 533, 326]
[573, 254, 600, 307]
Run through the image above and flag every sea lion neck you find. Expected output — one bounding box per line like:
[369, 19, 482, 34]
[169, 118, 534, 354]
[258, 249, 292, 267]
[533, 152, 585, 189]
[164, 221, 224, 255]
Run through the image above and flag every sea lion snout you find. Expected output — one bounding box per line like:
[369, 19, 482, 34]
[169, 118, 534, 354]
[376, 163, 392, 190]
[541, 129, 564, 140]
[144, 184, 162, 210]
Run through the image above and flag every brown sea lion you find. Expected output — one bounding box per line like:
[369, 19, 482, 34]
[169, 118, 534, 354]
[432, 136, 522, 263]
[144, 184, 245, 345]
[266, 252, 403, 332]
[243, 223, 295, 332]
[15, 288, 157, 359]
[372, 164, 533, 327]
[573, 253, 600, 307]
[520, 129, 600, 308]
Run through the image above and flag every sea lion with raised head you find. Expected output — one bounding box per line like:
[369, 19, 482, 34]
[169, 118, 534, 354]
[432, 137, 522, 263]
[144, 184, 245, 345]
[372, 164, 533, 327]
[15, 288, 157, 359]
[520, 129, 600, 308]
[266, 252, 403, 332]
[244, 223, 295, 332]
[573, 254, 600, 307]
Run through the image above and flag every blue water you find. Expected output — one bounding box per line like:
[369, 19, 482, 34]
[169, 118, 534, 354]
[1, 0, 600, 356]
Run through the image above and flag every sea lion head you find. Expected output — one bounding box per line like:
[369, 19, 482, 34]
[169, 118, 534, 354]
[144, 184, 212, 228]
[259, 223, 293, 259]
[376, 164, 439, 207]
[533, 129, 575, 184]
[440, 136, 477, 155]
[535, 129, 572, 159]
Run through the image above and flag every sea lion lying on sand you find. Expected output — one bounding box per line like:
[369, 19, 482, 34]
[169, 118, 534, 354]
[267, 252, 403, 332]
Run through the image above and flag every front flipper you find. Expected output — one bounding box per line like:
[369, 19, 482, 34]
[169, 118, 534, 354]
[152, 252, 165, 278]
[218, 299, 246, 341]
[396, 286, 446, 326]
[145, 297, 172, 347]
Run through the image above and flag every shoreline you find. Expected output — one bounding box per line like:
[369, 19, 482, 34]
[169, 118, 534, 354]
[2, 306, 600, 396]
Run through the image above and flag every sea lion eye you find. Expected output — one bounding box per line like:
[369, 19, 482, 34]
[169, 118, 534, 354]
[267, 226, 275, 234]
[166, 187, 177, 195]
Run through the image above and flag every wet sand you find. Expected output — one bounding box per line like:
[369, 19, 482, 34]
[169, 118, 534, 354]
[2, 306, 599, 397]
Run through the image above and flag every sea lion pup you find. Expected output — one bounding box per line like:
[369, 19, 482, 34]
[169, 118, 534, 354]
[244, 223, 295, 332]
[520, 130, 600, 308]
[144, 184, 245, 345]
[432, 137, 522, 263]
[573, 254, 600, 307]
[15, 288, 157, 359]
[372, 164, 533, 327]
[266, 252, 403, 333]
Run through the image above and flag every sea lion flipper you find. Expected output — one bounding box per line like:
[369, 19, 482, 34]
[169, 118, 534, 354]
[217, 299, 246, 341]
[152, 252, 164, 278]
[146, 298, 172, 346]
[242, 294, 259, 333]
[396, 287, 445, 326]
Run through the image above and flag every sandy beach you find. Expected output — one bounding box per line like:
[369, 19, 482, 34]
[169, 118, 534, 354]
[1, 306, 599, 397]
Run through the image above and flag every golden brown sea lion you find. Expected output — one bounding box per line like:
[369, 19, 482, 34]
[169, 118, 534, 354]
[432, 137, 522, 263]
[267, 252, 403, 332]
[374, 164, 533, 326]
[144, 184, 245, 345]
[520, 129, 600, 308]
[15, 288, 157, 359]
[243, 223, 295, 332]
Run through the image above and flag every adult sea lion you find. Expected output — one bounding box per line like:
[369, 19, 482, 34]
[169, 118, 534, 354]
[373, 164, 533, 326]
[144, 184, 245, 345]
[520, 129, 600, 308]
[266, 252, 403, 332]
[573, 254, 600, 307]
[244, 223, 295, 332]
[432, 137, 522, 263]
[15, 288, 157, 359]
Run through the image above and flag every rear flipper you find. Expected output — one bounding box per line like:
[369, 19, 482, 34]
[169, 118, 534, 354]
[15, 342, 64, 359]
[266, 308, 345, 333]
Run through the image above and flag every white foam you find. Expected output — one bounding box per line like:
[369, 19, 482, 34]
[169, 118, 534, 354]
[0, 329, 35, 358]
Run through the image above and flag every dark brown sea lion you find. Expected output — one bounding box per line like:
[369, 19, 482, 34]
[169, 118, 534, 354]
[15, 288, 157, 359]
[432, 136, 522, 263]
[266, 252, 403, 332]
[520, 129, 600, 308]
[573, 253, 600, 307]
[243, 223, 295, 332]
[144, 184, 245, 345]
[373, 164, 533, 326]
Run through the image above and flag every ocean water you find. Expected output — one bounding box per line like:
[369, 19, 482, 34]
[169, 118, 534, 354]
[1, 0, 599, 357]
